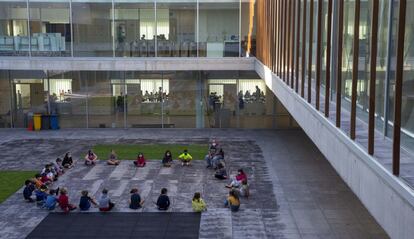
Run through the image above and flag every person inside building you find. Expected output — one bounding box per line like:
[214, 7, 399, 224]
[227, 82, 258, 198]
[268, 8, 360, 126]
[107, 149, 120, 166]
[178, 149, 193, 166]
[85, 150, 98, 166]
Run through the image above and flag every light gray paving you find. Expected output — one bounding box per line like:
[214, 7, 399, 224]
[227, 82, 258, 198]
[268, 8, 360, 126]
[0, 129, 389, 239]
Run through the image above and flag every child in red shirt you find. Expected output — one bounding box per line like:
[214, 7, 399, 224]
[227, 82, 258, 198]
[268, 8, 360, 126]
[58, 188, 77, 212]
[133, 153, 146, 167]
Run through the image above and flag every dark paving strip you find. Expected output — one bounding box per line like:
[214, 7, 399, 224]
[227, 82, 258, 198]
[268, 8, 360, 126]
[26, 212, 201, 239]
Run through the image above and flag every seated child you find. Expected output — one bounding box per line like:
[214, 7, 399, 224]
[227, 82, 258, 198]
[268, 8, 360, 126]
[129, 188, 144, 210]
[40, 172, 52, 185]
[35, 185, 48, 207]
[58, 188, 77, 212]
[98, 189, 115, 212]
[79, 190, 98, 211]
[62, 152, 74, 168]
[107, 149, 120, 166]
[32, 174, 44, 189]
[44, 189, 59, 210]
[214, 163, 228, 180]
[85, 150, 98, 166]
[238, 180, 250, 198]
[23, 180, 35, 202]
[133, 153, 146, 167]
[192, 192, 207, 212]
[226, 169, 247, 188]
[53, 158, 64, 175]
[156, 188, 170, 210]
[178, 149, 193, 166]
[41, 164, 56, 182]
[162, 150, 173, 167]
[224, 189, 240, 212]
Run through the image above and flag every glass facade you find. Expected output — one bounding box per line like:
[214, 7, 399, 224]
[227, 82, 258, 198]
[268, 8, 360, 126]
[0, 0, 257, 57]
[0, 70, 292, 129]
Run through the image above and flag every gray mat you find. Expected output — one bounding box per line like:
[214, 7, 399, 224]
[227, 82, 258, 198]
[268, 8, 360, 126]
[27, 212, 201, 239]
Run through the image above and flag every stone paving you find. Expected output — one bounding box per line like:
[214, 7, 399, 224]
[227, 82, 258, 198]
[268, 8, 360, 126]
[0, 129, 389, 239]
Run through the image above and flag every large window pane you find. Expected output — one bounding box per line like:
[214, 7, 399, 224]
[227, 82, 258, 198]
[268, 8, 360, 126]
[125, 71, 162, 127]
[199, 0, 239, 57]
[114, 0, 155, 57]
[157, 0, 196, 57]
[0, 70, 12, 128]
[0, 0, 29, 56]
[401, 0, 414, 152]
[72, 0, 113, 56]
[241, 0, 256, 57]
[50, 71, 87, 128]
[29, 0, 71, 57]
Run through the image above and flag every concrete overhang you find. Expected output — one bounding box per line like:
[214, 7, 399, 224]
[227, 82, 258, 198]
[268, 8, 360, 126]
[0, 57, 255, 72]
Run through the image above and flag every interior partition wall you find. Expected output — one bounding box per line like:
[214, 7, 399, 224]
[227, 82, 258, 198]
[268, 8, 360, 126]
[0, 0, 257, 58]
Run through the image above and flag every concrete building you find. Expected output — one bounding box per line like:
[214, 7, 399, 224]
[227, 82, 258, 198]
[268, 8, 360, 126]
[0, 0, 414, 238]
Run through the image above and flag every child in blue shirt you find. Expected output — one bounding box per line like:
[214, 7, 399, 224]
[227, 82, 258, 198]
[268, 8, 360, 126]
[79, 190, 97, 211]
[35, 185, 48, 207]
[44, 189, 58, 210]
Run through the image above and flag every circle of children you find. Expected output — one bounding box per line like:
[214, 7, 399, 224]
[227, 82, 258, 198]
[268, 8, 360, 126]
[22, 139, 249, 213]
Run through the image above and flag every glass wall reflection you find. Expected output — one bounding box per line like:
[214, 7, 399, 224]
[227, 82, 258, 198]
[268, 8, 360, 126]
[199, 0, 239, 57]
[72, 0, 113, 56]
[0, 0, 29, 56]
[157, 0, 196, 57]
[2, 70, 288, 129]
[114, 0, 155, 57]
[29, 0, 71, 57]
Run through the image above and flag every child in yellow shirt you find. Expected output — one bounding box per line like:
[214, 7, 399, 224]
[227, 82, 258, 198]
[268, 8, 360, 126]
[192, 192, 207, 212]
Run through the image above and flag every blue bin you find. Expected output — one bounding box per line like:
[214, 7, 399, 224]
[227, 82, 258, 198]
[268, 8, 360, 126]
[50, 114, 59, 130]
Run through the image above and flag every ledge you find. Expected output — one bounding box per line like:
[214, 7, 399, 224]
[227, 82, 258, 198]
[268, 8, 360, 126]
[0, 57, 255, 71]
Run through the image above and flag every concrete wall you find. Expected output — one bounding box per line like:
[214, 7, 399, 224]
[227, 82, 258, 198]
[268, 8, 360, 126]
[0, 57, 255, 72]
[255, 60, 414, 239]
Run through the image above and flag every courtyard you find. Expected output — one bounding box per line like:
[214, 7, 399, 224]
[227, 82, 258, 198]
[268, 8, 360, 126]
[0, 129, 388, 238]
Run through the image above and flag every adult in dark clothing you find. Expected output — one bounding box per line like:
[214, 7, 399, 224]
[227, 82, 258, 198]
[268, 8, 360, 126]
[156, 188, 170, 210]
[214, 163, 228, 180]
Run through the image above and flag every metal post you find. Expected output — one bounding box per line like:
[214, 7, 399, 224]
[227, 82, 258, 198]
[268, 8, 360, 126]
[154, 0, 157, 57]
[27, 0, 31, 57]
[69, 0, 74, 57]
[47, 71, 51, 115]
[383, 0, 394, 137]
[8, 70, 14, 128]
[197, 0, 199, 58]
[112, 0, 115, 58]
[239, 0, 242, 57]
[392, 0, 407, 176]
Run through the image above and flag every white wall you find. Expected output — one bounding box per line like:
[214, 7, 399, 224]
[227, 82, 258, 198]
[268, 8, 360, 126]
[255, 60, 414, 239]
